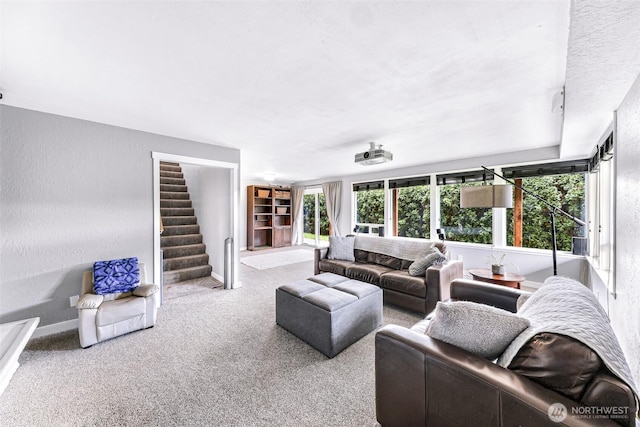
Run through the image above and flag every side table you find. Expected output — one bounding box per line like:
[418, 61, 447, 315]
[469, 268, 525, 289]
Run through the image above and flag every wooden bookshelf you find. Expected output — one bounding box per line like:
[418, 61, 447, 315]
[247, 185, 292, 250]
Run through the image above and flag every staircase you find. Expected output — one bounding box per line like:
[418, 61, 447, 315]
[160, 161, 213, 284]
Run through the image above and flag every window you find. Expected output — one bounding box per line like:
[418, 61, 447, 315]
[390, 176, 430, 238]
[503, 161, 587, 251]
[437, 171, 492, 244]
[353, 181, 384, 235]
[588, 132, 614, 271]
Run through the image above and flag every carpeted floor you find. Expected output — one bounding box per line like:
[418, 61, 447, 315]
[240, 248, 315, 270]
[0, 246, 423, 426]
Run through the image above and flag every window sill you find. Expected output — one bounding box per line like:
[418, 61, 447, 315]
[444, 241, 586, 260]
[585, 256, 613, 293]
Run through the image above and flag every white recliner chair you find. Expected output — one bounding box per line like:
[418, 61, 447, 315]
[77, 262, 159, 348]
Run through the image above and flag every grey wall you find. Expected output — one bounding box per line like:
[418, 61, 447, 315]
[0, 106, 239, 327]
[612, 72, 640, 387]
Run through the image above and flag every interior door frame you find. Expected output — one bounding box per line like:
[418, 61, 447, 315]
[152, 152, 240, 305]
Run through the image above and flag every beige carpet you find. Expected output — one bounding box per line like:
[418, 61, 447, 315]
[240, 248, 314, 270]
[163, 275, 223, 302]
[0, 248, 423, 426]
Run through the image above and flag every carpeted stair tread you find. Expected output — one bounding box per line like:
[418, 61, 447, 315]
[159, 164, 182, 173]
[160, 170, 184, 179]
[162, 224, 200, 236]
[162, 216, 197, 226]
[160, 177, 186, 185]
[162, 243, 206, 259]
[161, 207, 195, 216]
[161, 233, 203, 247]
[160, 191, 189, 200]
[163, 253, 210, 271]
[160, 184, 188, 193]
[160, 199, 192, 208]
[159, 162, 214, 286]
[163, 264, 213, 284]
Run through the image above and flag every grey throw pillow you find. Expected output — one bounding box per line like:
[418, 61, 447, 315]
[425, 301, 530, 360]
[408, 248, 446, 276]
[327, 236, 355, 262]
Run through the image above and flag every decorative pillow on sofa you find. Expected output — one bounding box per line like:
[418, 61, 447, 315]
[93, 257, 140, 295]
[432, 241, 447, 255]
[508, 332, 603, 401]
[408, 248, 446, 277]
[327, 236, 356, 262]
[425, 301, 530, 360]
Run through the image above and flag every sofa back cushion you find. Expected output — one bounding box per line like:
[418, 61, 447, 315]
[354, 249, 369, 263]
[374, 253, 402, 270]
[508, 332, 602, 401]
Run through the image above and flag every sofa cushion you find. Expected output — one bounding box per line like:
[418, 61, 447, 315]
[374, 253, 402, 270]
[96, 296, 146, 326]
[380, 270, 427, 298]
[354, 249, 369, 263]
[508, 332, 603, 401]
[425, 300, 530, 360]
[327, 236, 355, 261]
[408, 248, 446, 277]
[346, 263, 393, 285]
[319, 259, 355, 276]
[400, 259, 413, 270]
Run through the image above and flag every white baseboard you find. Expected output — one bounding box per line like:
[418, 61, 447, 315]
[32, 319, 78, 339]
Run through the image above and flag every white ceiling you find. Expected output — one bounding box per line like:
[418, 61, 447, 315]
[2, 1, 639, 183]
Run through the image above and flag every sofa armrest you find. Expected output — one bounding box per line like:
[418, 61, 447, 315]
[375, 324, 602, 427]
[450, 278, 531, 313]
[424, 259, 463, 313]
[133, 284, 159, 297]
[77, 294, 104, 309]
[314, 247, 329, 275]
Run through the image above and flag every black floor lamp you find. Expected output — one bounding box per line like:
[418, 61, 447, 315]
[460, 166, 586, 276]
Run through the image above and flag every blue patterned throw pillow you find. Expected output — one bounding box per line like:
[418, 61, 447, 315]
[93, 257, 140, 295]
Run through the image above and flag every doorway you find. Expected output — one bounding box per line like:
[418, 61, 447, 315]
[152, 152, 240, 305]
[303, 188, 330, 247]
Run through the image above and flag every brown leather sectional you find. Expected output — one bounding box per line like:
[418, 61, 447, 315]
[314, 244, 463, 314]
[375, 279, 638, 426]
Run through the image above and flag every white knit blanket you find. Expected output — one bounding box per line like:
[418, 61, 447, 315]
[497, 276, 639, 408]
[354, 235, 434, 261]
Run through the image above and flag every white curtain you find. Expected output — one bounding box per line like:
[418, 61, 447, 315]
[290, 186, 305, 245]
[322, 181, 342, 236]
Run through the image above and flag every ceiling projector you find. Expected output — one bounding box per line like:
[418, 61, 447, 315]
[355, 142, 393, 166]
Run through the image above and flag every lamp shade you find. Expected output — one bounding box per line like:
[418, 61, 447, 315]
[460, 185, 513, 208]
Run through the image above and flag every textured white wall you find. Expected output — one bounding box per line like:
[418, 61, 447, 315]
[183, 165, 231, 280]
[612, 72, 640, 388]
[0, 106, 239, 327]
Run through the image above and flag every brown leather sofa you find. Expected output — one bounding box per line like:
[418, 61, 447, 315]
[314, 238, 462, 314]
[375, 279, 638, 426]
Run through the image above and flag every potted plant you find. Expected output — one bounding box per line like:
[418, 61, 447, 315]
[487, 253, 507, 275]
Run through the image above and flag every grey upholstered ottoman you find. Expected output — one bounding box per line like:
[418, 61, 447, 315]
[276, 274, 383, 358]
